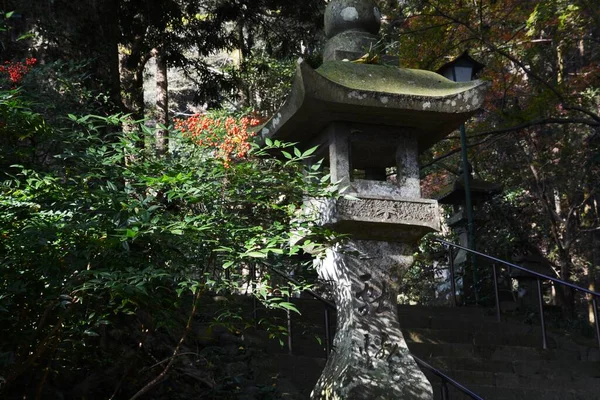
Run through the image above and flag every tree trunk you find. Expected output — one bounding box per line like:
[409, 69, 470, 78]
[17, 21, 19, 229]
[119, 56, 146, 120]
[525, 145, 575, 315]
[119, 43, 149, 147]
[556, 253, 575, 316]
[153, 48, 168, 155]
[104, 0, 122, 110]
[556, 42, 565, 84]
[235, 20, 250, 108]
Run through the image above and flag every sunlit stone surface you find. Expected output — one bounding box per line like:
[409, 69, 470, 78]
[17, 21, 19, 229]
[311, 240, 434, 400]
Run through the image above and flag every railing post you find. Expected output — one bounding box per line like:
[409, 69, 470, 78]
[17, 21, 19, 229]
[441, 379, 450, 400]
[492, 264, 501, 322]
[286, 294, 293, 355]
[324, 306, 331, 357]
[537, 277, 548, 349]
[448, 245, 457, 307]
[593, 297, 600, 352]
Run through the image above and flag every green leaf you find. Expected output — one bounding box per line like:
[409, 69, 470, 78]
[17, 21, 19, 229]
[106, 181, 117, 191]
[17, 32, 35, 41]
[245, 251, 268, 258]
[264, 248, 284, 254]
[302, 145, 318, 157]
[278, 302, 300, 314]
[214, 247, 234, 253]
[125, 228, 138, 238]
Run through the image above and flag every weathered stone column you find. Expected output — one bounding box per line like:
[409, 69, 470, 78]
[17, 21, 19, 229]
[311, 199, 439, 399]
[314, 243, 429, 399]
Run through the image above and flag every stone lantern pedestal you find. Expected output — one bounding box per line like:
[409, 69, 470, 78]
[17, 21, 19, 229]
[314, 241, 433, 399]
[259, 1, 488, 398]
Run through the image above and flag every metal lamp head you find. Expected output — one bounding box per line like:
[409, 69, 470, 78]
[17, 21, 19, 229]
[437, 51, 485, 82]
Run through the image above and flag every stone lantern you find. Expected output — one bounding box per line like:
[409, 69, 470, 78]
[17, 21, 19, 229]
[259, 0, 488, 398]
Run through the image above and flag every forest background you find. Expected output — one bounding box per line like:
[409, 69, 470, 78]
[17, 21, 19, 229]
[0, 0, 599, 399]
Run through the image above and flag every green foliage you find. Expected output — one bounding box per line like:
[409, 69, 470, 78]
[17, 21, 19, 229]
[22, 59, 113, 122]
[0, 89, 52, 172]
[0, 11, 13, 52]
[0, 106, 336, 397]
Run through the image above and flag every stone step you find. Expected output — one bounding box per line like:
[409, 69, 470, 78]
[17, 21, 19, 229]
[397, 305, 490, 318]
[407, 342, 582, 361]
[428, 383, 599, 400]
[399, 313, 550, 335]
[421, 356, 514, 374]
[511, 359, 600, 378]
[246, 300, 600, 398]
[422, 368, 600, 390]
[423, 357, 600, 378]
[403, 327, 546, 348]
[252, 353, 325, 400]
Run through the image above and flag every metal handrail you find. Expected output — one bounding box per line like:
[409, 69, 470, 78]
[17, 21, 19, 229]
[413, 356, 484, 400]
[437, 239, 600, 296]
[269, 266, 336, 356]
[258, 267, 485, 400]
[436, 238, 600, 351]
[251, 265, 336, 356]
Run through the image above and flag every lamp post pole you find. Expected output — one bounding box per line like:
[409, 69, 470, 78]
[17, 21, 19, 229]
[437, 52, 485, 304]
[459, 124, 478, 304]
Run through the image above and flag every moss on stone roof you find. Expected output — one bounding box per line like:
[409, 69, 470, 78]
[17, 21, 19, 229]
[316, 61, 478, 97]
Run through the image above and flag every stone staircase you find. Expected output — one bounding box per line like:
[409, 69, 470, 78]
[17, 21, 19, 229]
[251, 299, 600, 399]
[398, 305, 600, 400]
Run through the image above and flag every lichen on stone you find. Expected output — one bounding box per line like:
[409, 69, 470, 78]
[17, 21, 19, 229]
[316, 61, 480, 97]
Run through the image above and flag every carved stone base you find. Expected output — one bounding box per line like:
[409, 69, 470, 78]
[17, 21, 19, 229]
[311, 240, 433, 400]
[312, 196, 439, 243]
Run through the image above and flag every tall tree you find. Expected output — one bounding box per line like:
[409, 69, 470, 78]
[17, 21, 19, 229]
[383, 0, 600, 314]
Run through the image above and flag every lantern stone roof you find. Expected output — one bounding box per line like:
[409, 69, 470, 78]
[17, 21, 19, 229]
[435, 177, 502, 205]
[259, 59, 489, 152]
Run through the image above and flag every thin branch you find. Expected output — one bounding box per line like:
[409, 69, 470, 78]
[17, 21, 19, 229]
[566, 189, 597, 232]
[423, 0, 600, 124]
[397, 22, 453, 35]
[6, 304, 71, 385]
[128, 289, 204, 400]
[580, 227, 600, 232]
[420, 133, 508, 169]
[140, 352, 202, 373]
[109, 323, 153, 400]
[442, 117, 600, 141]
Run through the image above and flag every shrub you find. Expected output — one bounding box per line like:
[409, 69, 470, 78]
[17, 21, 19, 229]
[0, 111, 335, 398]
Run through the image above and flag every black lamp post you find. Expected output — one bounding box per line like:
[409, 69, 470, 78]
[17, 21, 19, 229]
[437, 52, 485, 303]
